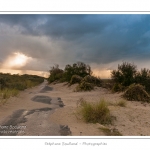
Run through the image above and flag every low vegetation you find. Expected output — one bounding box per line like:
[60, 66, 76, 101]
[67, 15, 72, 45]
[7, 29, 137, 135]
[82, 75, 102, 87]
[76, 98, 112, 124]
[70, 75, 83, 85]
[0, 73, 44, 103]
[75, 81, 94, 92]
[48, 61, 150, 102]
[48, 62, 101, 92]
[111, 62, 150, 92]
[122, 84, 150, 102]
[48, 64, 64, 83]
[110, 62, 150, 102]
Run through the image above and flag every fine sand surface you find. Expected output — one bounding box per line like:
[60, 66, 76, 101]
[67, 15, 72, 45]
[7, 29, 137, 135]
[0, 81, 150, 136]
[48, 82, 150, 136]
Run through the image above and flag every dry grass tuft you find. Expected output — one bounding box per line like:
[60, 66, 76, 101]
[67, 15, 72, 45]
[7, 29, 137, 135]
[76, 98, 113, 124]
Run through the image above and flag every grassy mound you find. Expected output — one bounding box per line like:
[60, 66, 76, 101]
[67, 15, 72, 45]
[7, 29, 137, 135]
[122, 84, 150, 102]
[77, 99, 112, 124]
[75, 81, 94, 92]
[70, 75, 82, 85]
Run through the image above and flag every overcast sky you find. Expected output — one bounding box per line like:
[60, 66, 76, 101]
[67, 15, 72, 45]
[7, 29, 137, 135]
[0, 14, 150, 78]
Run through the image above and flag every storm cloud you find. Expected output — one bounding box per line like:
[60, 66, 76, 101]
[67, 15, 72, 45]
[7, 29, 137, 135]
[0, 14, 150, 78]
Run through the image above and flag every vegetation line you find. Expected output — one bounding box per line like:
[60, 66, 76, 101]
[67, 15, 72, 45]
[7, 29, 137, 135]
[0, 73, 44, 104]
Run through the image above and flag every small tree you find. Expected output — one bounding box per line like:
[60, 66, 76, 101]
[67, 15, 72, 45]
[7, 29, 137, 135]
[48, 64, 64, 83]
[64, 62, 92, 82]
[111, 62, 137, 86]
[135, 68, 150, 93]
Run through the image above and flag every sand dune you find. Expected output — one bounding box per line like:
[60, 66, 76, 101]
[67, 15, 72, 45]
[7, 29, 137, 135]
[0, 81, 150, 136]
[49, 82, 150, 136]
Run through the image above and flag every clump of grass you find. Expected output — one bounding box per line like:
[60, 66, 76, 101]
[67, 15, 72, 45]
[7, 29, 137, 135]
[0, 89, 19, 99]
[116, 99, 127, 107]
[75, 81, 94, 92]
[122, 84, 150, 102]
[100, 127, 122, 136]
[77, 98, 112, 124]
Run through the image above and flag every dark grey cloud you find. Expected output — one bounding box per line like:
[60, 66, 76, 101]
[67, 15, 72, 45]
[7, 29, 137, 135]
[0, 14, 150, 75]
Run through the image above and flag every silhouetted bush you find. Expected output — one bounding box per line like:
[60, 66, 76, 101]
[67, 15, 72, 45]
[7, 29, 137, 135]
[112, 83, 126, 92]
[111, 62, 137, 87]
[111, 62, 150, 94]
[75, 81, 94, 92]
[48, 64, 64, 83]
[63, 62, 92, 82]
[82, 75, 102, 87]
[70, 75, 83, 85]
[135, 68, 150, 93]
[122, 84, 150, 102]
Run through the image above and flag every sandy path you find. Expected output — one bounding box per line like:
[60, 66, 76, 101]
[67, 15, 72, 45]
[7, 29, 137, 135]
[0, 81, 71, 136]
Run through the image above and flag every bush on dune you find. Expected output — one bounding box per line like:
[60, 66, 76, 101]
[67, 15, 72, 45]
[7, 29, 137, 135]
[75, 81, 94, 92]
[112, 83, 126, 93]
[74, 75, 102, 92]
[63, 62, 92, 82]
[48, 64, 64, 83]
[111, 62, 137, 87]
[70, 75, 83, 85]
[82, 75, 102, 87]
[122, 84, 150, 102]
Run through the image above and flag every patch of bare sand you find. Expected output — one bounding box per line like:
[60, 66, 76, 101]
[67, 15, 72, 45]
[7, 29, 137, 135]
[49, 82, 150, 136]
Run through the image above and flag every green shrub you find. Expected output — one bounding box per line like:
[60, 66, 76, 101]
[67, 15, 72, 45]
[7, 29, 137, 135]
[48, 64, 64, 83]
[77, 99, 112, 124]
[122, 84, 150, 102]
[112, 83, 125, 92]
[0, 89, 19, 99]
[82, 75, 102, 87]
[111, 62, 137, 86]
[70, 75, 82, 85]
[75, 81, 94, 92]
[64, 62, 92, 82]
[135, 68, 150, 93]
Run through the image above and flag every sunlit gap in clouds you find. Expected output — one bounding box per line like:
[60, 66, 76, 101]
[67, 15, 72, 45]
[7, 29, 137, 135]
[92, 69, 111, 79]
[0, 52, 49, 78]
[2, 52, 31, 69]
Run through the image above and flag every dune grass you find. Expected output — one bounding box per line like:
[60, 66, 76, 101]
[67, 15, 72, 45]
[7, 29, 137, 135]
[77, 98, 112, 125]
[0, 89, 19, 105]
